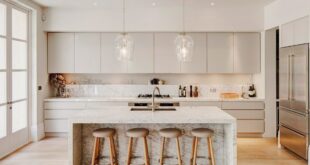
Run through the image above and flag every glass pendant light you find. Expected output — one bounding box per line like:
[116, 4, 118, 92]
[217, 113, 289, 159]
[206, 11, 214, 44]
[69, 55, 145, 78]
[175, 0, 194, 62]
[115, 0, 134, 61]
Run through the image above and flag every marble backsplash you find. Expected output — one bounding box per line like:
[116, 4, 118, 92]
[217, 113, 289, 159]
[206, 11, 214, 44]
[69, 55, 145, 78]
[64, 84, 247, 98]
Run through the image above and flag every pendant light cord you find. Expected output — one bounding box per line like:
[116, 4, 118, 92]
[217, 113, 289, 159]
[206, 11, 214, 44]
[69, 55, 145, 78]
[182, 0, 185, 33]
[123, 0, 125, 33]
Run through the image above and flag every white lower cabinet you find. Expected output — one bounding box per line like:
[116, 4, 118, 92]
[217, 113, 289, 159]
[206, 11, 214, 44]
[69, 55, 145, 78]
[45, 119, 68, 133]
[44, 100, 265, 135]
[44, 101, 128, 134]
[222, 101, 265, 134]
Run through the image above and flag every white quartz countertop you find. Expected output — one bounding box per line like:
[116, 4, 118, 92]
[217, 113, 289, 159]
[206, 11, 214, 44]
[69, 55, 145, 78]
[45, 97, 264, 102]
[69, 106, 236, 124]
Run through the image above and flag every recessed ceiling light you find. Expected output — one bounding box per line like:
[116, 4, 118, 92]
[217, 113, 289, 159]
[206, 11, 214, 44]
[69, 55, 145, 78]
[93, 1, 98, 6]
[152, 2, 157, 6]
[210, 2, 215, 6]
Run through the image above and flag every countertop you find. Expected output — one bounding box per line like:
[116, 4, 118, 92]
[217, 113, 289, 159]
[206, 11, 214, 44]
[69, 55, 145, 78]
[45, 97, 264, 102]
[69, 106, 236, 124]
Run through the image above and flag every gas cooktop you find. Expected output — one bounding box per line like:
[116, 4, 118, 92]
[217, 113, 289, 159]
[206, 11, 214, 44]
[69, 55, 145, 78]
[137, 94, 171, 98]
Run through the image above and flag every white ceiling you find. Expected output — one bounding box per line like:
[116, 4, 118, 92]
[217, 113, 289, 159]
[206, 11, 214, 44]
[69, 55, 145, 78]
[32, 0, 276, 9]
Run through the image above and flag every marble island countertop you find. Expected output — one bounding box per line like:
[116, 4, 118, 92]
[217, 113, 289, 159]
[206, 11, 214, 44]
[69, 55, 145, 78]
[69, 106, 236, 124]
[45, 96, 264, 102]
[69, 106, 237, 165]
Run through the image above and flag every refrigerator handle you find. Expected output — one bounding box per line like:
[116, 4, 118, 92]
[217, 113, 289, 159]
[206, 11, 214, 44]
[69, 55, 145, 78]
[288, 54, 291, 101]
[290, 54, 294, 101]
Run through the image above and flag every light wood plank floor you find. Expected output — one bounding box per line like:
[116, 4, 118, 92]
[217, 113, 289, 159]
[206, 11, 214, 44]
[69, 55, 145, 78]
[0, 137, 307, 165]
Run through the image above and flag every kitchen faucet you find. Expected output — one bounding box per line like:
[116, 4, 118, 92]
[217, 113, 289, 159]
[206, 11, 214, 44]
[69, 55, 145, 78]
[151, 86, 161, 112]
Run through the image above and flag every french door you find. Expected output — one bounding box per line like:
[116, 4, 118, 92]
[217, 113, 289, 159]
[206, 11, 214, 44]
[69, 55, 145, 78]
[0, 0, 30, 158]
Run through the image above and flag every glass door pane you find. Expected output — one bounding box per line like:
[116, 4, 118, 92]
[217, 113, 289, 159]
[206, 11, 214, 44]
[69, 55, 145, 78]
[12, 101, 27, 133]
[12, 8, 27, 40]
[12, 40, 27, 70]
[12, 71, 27, 101]
[0, 72, 6, 104]
[0, 106, 6, 138]
[0, 38, 6, 70]
[0, 3, 6, 36]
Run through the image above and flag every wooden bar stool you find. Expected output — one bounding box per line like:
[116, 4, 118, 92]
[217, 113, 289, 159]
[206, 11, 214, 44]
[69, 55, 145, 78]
[159, 128, 183, 165]
[126, 128, 150, 165]
[191, 128, 215, 165]
[91, 128, 117, 165]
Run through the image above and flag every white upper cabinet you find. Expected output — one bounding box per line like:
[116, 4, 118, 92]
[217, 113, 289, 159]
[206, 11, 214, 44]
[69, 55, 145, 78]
[127, 33, 154, 73]
[280, 22, 294, 47]
[74, 33, 101, 73]
[180, 33, 207, 73]
[207, 33, 234, 73]
[281, 16, 309, 47]
[294, 16, 309, 45]
[48, 33, 75, 73]
[234, 33, 261, 73]
[101, 33, 127, 73]
[154, 33, 181, 73]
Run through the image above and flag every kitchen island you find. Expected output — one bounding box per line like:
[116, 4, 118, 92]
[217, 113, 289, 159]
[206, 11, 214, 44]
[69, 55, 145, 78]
[68, 106, 236, 165]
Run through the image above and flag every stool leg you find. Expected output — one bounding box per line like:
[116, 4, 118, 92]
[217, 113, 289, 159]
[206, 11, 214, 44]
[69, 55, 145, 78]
[143, 137, 150, 165]
[126, 137, 133, 165]
[176, 137, 182, 165]
[111, 137, 117, 164]
[159, 137, 165, 165]
[193, 137, 198, 165]
[207, 137, 215, 165]
[91, 137, 100, 165]
[109, 137, 115, 165]
[190, 137, 195, 165]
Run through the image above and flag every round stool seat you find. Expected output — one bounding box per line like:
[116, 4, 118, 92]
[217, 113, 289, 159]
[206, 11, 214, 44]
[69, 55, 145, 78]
[126, 128, 149, 137]
[93, 128, 116, 138]
[159, 128, 182, 138]
[191, 128, 214, 138]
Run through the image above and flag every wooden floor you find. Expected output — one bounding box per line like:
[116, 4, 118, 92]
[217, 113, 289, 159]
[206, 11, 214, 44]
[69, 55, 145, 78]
[0, 137, 307, 165]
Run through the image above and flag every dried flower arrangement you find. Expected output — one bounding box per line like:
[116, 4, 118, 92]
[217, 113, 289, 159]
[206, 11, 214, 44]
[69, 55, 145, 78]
[49, 74, 67, 97]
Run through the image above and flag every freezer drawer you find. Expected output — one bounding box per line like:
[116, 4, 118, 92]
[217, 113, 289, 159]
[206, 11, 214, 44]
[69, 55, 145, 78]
[279, 107, 308, 134]
[280, 126, 308, 159]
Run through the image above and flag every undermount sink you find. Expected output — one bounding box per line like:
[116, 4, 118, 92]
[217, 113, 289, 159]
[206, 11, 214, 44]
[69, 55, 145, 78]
[130, 107, 177, 111]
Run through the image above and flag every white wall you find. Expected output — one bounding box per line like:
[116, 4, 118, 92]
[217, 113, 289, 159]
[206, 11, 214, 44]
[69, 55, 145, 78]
[16, 0, 48, 141]
[43, 0, 265, 32]
[264, 0, 310, 29]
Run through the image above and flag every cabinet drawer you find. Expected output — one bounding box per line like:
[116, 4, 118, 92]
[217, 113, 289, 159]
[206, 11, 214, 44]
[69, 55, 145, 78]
[179, 101, 221, 108]
[224, 110, 264, 119]
[221, 101, 265, 110]
[86, 101, 128, 108]
[44, 101, 86, 110]
[45, 119, 68, 132]
[45, 110, 79, 119]
[237, 120, 264, 133]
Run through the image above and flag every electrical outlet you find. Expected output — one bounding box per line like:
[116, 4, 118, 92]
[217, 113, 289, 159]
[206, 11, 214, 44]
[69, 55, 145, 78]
[210, 88, 217, 93]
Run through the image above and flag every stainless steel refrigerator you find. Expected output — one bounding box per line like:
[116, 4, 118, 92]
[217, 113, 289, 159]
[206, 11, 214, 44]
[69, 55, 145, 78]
[279, 43, 310, 159]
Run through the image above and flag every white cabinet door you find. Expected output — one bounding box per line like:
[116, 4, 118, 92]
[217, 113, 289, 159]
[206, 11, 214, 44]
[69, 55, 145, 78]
[233, 33, 261, 73]
[280, 22, 294, 47]
[294, 16, 309, 45]
[154, 33, 180, 73]
[74, 33, 101, 73]
[180, 33, 207, 73]
[48, 33, 75, 73]
[127, 33, 154, 73]
[207, 33, 234, 73]
[101, 33, 127, 73]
